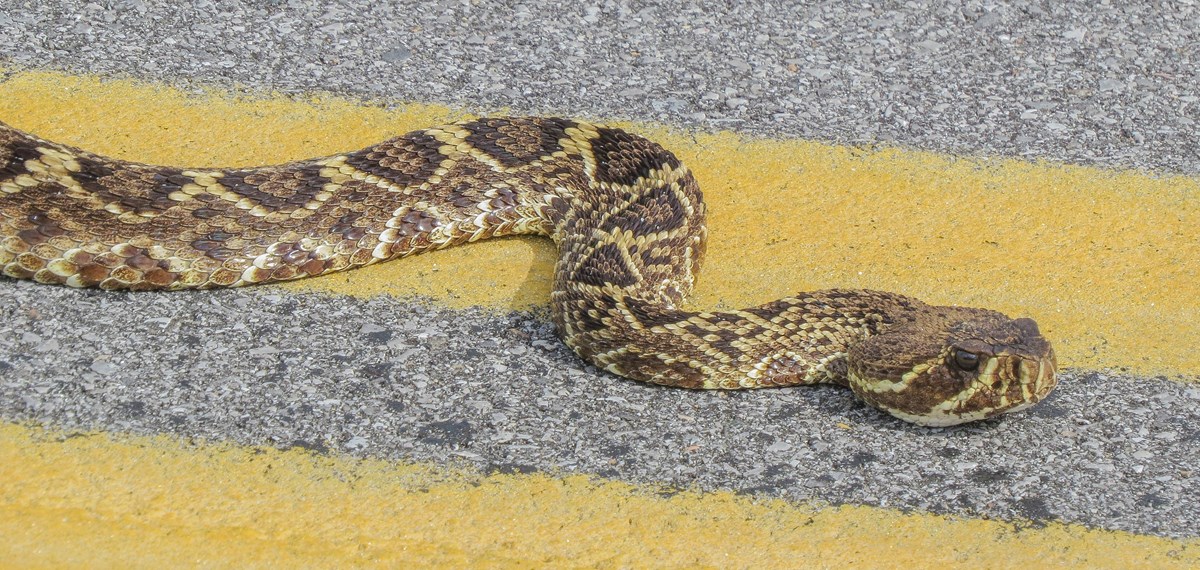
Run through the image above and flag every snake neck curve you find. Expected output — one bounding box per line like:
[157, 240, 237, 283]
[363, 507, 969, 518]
[0, 117, 897, 390]
[0, 117, 1057, 424]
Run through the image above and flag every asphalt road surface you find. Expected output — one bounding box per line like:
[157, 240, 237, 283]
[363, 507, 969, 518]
[2, 0, 1198, 542]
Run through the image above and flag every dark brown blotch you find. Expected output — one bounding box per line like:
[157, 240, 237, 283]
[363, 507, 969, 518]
[71, 155, 116, 190]
[281, 164, 334, 207]
[2, 138, 43, 177]
[606, 182, 689, 238]
[588, 127, 681, 186]
[461, 117, 574, 167]
[151, 171, 194, 192]
[343, 134, 444, 188]
[571, 242, 638, 288]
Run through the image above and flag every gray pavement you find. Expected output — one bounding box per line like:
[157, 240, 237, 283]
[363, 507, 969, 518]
[2, 1, 1198, 173]
[2, 282, 1199, 538]
[2, 0, 1199, 540]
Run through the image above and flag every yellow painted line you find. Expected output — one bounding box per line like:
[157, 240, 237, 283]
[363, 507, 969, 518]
[0, 70, 1197, 567]
[0, 70, 1197, 376]
[0, 422, 1195, 568]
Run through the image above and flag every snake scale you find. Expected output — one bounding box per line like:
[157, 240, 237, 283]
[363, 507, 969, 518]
[0, 117, 1057, 426]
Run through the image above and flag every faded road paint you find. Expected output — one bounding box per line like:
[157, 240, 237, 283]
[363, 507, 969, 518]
[2, 423, 1197, 568]
[1, 69, 1197, 568]
[1, 71, 1195, 376]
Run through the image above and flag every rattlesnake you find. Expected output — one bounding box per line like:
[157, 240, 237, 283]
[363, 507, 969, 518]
[0, 117, 1056, 425]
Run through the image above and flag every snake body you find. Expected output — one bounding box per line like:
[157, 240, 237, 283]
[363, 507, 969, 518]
[0, 117, 1056, 425]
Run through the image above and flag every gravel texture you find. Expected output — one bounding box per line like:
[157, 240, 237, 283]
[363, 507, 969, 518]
[2, 0, 1199, 540]
[2, 282, 1198, 538]
[1, 0, 1198, 173]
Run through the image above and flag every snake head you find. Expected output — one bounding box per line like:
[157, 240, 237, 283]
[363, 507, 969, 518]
[846, 307, 1057, 426]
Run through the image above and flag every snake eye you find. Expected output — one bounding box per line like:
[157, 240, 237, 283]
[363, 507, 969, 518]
[952, 349, 980, 371]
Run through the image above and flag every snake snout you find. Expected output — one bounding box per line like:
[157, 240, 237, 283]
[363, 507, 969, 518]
[1025, 346, 1058, 403]
[1007, 316, 1057, 402]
